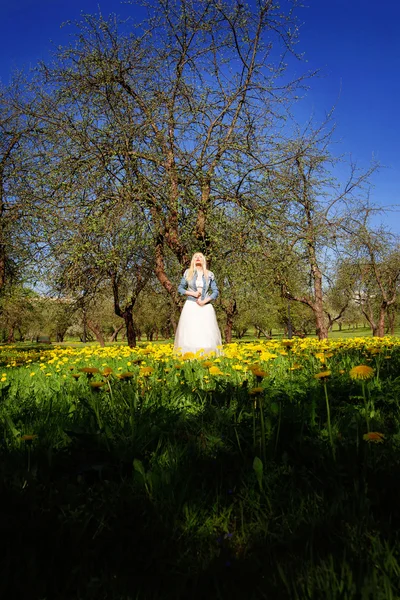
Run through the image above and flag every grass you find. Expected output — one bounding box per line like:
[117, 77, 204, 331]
[1, 337, 400, 598]
[4, 324, 399, 349]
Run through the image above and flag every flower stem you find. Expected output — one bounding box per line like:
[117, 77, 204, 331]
[362, 381, 370, 432]
[323, 382, 335, 459]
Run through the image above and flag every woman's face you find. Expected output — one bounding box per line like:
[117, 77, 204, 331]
[194, 253, 203, 267]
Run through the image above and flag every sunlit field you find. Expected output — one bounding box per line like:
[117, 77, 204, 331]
[1, 336, 400, 599]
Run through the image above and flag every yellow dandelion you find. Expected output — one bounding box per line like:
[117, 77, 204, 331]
[349, 365, 374, 380]
[249, 387, 264, 395]
[182, 352, 195, 361]
[202, 360, 213, 368]
[139, 366, 155, 376]
[282, 340, 294, 349]
[209, 366, 224, 375]
[90, 381, 106, 389]
[314, 352, 326, 363]
[249, 365, 267, 378]
[117, 372, 135, 380]
[78, 367, 100, 374]
[102, 367, 113, 376]
[363, 432, 384, 443]
[314, 371, 331, 381]
[30, 372, 36, 377]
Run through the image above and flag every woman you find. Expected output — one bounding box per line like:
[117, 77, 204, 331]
[173, 252, 223, 356]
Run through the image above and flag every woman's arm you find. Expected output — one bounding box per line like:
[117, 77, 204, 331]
[199, 273, 219, 305]
[208, 275, 219, 301]
[177, 273, 188, 296]
[178, 271, 198, 297]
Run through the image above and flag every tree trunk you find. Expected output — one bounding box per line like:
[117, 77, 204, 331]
[7, 322, 16, 343]
[109, 323, 124, 343]
[314, 304, 328, 340]
[87, 319, 105, 347]
[223, 300, 237, 343]
[225, 320, 233, 343]
[374, 306, 387, 337]
[124, 307, 136, 348]
[111, 273, 141, 348]
[153, 232, 185, 307]
[361, 306, 377, 337]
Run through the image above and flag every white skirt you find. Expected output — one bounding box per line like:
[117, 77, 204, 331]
[173, 300, 223, 356]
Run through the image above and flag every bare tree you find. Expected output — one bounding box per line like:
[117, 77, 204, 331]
[350, 219, 400, 337]
[29, 0, 310, 307]
[252, 117, 377, 339]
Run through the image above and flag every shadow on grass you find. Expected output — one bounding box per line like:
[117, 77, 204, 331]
[1, 396, 400, 600]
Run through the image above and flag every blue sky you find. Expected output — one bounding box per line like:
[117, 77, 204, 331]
[1, 0, 399, 232]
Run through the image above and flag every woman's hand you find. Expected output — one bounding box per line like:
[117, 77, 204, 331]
[196, 298, 209, 306]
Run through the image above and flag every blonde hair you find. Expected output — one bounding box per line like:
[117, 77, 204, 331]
[186, 252, 209, 284]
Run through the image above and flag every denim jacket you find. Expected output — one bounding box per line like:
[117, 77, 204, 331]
[178, 270, 219, 303]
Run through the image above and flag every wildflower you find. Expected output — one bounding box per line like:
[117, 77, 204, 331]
[260, 351, 277, 361]
[139, 366, 154, 376]
[282, 340, 294, 350]
[349, 365, 374, 380]
[117, 372, 135, 380]
[363, 432, 384, 443]
[249, 387, 264, 395]
[202, 360, 213, 368]
[21, 434, 37, 441]
[209, 366, 224, 375]
[71, 374, 81, 380]
[90, 381, 106, 390]
[78, 367, 100, 374]
[102, 367, 113, 376]
[315, 352, 326, 363]
[30, 372, 36, 377]
[182, 352, 195, 361]
[249, 365, 267, 378]
[314, 370, 331, 381]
